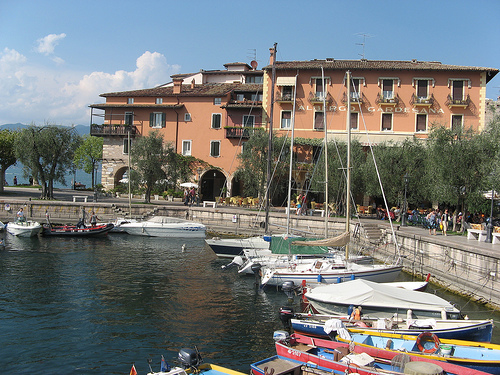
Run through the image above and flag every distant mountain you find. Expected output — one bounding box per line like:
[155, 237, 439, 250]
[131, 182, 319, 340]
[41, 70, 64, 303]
[0, 123, 90, 136]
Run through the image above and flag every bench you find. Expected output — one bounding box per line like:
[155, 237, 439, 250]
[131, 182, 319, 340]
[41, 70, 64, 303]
[73, 196, 88, 203]
[203, 201, 216, 208]
[492, 233, 500, 244]
[467, 228, 486, 241]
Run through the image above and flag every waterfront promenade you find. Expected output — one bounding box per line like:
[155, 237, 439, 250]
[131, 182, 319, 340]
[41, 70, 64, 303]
[2, 186, 500, 308]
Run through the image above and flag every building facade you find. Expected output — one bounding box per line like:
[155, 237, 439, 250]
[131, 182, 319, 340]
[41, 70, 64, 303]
[90, 52, 498, 201]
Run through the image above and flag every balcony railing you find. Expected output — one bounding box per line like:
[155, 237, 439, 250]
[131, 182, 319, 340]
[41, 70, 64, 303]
[445, 94, 470, 108]
[341, 92, 366, 105]
[410, 93, 434, 106]
[225, 127, 253, 139]
[90, 124, 137, 136]
[375, 93, 399, 106]
[308, 91, 334, 104]
[276, 92, 294, 102]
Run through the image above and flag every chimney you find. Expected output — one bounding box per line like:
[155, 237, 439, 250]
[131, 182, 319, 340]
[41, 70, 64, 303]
[191, 79, 195, 89]
[269, 47, 276, 65]
[173, 78, 183, 94]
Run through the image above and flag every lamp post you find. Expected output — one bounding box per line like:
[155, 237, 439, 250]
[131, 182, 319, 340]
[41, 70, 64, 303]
[402, 173, 409, 226]
[486, 189, 495, 243]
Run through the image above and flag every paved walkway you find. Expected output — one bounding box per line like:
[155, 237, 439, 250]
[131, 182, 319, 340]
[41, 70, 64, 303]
[1, 186, 498, 257]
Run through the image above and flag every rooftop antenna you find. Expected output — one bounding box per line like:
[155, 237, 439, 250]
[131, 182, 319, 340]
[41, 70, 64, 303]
[247, 49, 257, 63]
[355, 33, 372, 59]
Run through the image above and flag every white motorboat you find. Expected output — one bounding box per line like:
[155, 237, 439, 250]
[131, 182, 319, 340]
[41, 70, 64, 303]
[120, 216, 206, 238]
[6, 220, 42, 237]
[205, 235, 270, 258]
[304, 279, 462, 319]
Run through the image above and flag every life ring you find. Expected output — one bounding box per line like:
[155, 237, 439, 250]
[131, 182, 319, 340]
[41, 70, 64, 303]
[416, 332, 440, 354]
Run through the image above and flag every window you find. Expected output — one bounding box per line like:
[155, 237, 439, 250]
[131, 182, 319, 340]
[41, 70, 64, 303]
[236, 94, 245, 102]
[382, 79, 394, 99]
[156, 98, 163, 104]
[127, 98, 134, 104]
[150, 112, 165, 128]
[125, 112, 133, 126]
[416, 114, 427, 132]
[315, 78, 324, 100]
[210, 141, 220, 157]
[381, 113, 392, 131]
[350, 79, 360, 100]
[452, 80, 464, 101]
[184, 113, 192, 122]
[350, 112, 358, 130]
[182, 140, 192, 156]
[123, 139, 130, 154]
[247, 76, 263, 84]
[243, 115, 254, 127]
[212, 113, 222, 129]
[281, 86, 294, 101]
[417, 80, 428, 99]
[281, 111, 292, 129]
[314, 111, 324, 130]
[214, 98, 221, 105]
[251, 93, 262, 101]
[452, 115, 463, 131]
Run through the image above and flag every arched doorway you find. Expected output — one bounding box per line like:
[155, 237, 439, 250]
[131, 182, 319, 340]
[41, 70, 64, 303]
[200, 170, 226, 202]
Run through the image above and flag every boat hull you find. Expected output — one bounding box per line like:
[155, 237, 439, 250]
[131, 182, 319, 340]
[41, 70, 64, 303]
[290, 317, 493, 342]
[205, 236, 269, 258]
[42, 223, 115, 237]
[290, 333, 492, 375]
[6, 221, 42, 237]
[123, 224, 206, 238]
[262, 265, 402, 287]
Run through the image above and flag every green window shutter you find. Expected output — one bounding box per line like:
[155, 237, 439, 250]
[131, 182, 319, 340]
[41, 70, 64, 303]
[149, 113, 154, 127]
[162, 113, 166, 128]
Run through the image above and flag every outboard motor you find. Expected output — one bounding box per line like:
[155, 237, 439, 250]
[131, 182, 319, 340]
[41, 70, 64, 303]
[250, 263, 262, 274]
[178, 347, 202, 370]
[282, 281, 296, 299]
[273, 330, 290, 345]
[279, 306, 294, 332]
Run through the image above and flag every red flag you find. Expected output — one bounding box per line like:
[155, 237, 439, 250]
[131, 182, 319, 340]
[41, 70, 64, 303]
[130, 364, 138, 375]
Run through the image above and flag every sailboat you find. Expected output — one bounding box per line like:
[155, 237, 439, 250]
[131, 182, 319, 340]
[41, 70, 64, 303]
[259, 71, 402, 287]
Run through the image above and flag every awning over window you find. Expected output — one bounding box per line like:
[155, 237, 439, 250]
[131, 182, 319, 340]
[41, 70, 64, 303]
[276, 77, 296, 86]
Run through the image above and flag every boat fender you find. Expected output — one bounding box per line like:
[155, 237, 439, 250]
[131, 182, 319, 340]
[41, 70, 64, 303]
[354, 321, 368, 328]
[416, 331, 440, 354]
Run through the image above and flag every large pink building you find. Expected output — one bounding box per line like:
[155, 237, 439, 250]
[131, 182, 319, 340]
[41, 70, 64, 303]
[90, 51, 498, 201]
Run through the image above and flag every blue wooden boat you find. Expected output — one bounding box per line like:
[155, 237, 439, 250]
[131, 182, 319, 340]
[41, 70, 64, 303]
[287, 313, 493, 342]
[338, 330, 500, 374]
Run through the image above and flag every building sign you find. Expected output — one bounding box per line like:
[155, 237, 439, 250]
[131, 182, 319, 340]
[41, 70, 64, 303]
[297, 105, 445, 114]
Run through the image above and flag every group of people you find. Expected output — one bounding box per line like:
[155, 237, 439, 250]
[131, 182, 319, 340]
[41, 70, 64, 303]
[296, 192, 308, 215]
[426, 208, 451, 235]
[183, 187, 199, 206]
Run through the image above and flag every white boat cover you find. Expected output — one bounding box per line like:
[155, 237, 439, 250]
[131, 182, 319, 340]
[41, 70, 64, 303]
[291, 231, 350, 248]
[305, 279, 459, 313]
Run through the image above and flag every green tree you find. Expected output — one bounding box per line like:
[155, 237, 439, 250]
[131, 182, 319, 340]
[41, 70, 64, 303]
[0, 129, 17, 192]
[73, 135, 103, 189]
[15, 124, 82, 199]
[130, 131, 167, 203]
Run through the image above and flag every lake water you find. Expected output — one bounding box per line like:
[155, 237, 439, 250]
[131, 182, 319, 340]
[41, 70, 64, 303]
[1, 234, 499, 374]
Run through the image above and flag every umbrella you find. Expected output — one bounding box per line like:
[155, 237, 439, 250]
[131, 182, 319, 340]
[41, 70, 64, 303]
[180, 182, 198, 188]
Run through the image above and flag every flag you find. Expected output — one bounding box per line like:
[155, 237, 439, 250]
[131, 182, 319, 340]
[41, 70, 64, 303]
[161, 355, 170, 372]
[130, 364, 138, 375]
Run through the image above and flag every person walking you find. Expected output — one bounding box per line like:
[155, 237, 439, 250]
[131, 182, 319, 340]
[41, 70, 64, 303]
[427, 209, 437, 235]
[442, 209, 449, 236]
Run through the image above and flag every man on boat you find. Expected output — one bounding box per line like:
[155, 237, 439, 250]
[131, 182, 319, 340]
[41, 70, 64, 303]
[90, 211, 99, 228]
[16, 207, 26, 222]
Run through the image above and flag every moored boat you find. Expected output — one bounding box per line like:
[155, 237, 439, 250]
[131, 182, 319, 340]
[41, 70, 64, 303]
[206, 236, 270, 258]
[284, 311, 493, 342]
[42, 223, 114, 237]
[121, 216, 206, 238]
[6, 220, 42, 237]
[278, 331, 492, 375]
[304, 279, 462, 319]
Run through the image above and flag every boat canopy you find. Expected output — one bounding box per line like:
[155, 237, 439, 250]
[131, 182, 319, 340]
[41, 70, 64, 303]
[305, 279, 459, 313]
[291, 231, 350, 248]
[270, 236, 330, 255]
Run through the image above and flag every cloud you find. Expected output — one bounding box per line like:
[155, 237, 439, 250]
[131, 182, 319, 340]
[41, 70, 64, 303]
[36, 33, 66, 55]
[0, 50, 180, 126]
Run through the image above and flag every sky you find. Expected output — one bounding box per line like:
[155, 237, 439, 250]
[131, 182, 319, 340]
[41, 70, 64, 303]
[1, 0, 499, 127]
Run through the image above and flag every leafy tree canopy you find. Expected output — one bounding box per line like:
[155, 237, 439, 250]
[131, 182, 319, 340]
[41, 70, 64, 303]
[0, 129, 18, 192]
[73, 135, 103, 189]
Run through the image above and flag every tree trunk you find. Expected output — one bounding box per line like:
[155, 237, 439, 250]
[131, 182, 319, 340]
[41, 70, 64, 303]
[0, 167, 5, 193]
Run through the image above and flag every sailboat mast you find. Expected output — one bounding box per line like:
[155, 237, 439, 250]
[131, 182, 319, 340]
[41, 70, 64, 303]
[322, 67, 329, 237]
[286, 72, 298, 235]
[265, 43, 277, 235]
[345, 71, 351, 260]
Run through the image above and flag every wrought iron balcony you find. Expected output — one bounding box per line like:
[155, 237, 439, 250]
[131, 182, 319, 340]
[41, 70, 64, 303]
[341, 91, 366, 105]
[308, 91, 334, 104]
[445, 94, 470, 108]
[276, 92, 294, 103]
[410, 93, 434, 107]
[90, 124, 137, 136]
[225, 126, 253, 139]
[375, 93, 399, 106]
